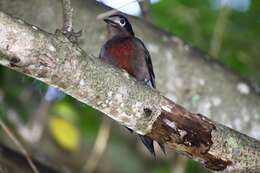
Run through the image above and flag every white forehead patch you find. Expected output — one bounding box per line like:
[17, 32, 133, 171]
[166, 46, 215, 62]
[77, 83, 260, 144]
[113, 17, 126, 27]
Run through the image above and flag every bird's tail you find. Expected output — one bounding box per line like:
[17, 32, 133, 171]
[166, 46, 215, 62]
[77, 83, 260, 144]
[138, 135, 166, 157]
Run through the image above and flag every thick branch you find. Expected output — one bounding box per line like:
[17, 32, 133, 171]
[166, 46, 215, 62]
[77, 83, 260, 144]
[1, 0, 260, 139]
[0, 11, 259, 172]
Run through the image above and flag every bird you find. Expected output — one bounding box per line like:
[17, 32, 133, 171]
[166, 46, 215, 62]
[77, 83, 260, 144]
[99, 14, 165, 156]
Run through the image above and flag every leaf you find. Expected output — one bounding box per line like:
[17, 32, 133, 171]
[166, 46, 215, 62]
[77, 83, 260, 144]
[49, 117, 80, 151]
[53, 102, 78, 121]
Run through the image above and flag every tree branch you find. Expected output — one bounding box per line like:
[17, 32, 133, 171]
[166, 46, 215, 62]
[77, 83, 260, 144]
[60, 0, 81, 43]
[0, 11, 259, 172]
[62, 0, 73, 33]
[0, 119, 40, 173]
[0, 143, 69, 173]
[83, 117, 112, 173]
[1, 0, 260, 139]
[138, 0, 151, 21]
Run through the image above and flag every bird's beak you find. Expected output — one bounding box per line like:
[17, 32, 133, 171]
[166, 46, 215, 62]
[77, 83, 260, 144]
[104, 17, 116, 25]
[104, 18, 110, 23]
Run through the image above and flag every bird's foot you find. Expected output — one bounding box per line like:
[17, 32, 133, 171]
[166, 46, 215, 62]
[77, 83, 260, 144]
[55, 29, 82, 44]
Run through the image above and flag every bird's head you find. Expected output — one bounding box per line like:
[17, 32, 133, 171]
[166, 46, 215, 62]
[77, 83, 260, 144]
[104, 14, 134, 38]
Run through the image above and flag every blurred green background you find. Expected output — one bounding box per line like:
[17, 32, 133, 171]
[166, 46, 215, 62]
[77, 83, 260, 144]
[151, 0, 260, 85]
[0, 0, 259, 173]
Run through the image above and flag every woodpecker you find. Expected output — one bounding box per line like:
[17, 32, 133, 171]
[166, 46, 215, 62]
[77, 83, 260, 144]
[99, 14, 164, 156]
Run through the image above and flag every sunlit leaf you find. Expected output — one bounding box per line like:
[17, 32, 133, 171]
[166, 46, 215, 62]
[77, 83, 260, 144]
[49, 117, 80, 151]
[53, 102, 78, 121]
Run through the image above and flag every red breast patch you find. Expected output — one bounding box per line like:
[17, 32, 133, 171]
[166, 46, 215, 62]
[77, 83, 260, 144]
[108, 40, 135, 75]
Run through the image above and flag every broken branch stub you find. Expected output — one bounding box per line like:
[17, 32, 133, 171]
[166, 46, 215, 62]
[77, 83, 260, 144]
[149, 97, 260, 172]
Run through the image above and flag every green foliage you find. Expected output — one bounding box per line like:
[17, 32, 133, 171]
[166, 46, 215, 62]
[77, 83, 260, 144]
[151, 162, 171, 173]
[0, 66, 40, 121]
[50, 96, 102, 139]
[151, 0, 260, 84]
[107, 141, 145, 173]
[68, 98, 102, 138]
[185, 160, 209, 173]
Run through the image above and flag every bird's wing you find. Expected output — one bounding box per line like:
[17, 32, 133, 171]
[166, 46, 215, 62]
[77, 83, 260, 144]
[134, 37, 156, 88]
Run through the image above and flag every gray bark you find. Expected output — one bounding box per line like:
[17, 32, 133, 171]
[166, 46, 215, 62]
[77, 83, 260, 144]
[0, 7, 259, 172]
[1, 0, 259, 139]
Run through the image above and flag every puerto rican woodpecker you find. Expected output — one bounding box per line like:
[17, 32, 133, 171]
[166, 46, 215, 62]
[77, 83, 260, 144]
[99, 14, 164, 156]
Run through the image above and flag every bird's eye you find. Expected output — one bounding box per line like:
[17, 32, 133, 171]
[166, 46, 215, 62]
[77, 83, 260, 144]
[119, 18, 125, 26]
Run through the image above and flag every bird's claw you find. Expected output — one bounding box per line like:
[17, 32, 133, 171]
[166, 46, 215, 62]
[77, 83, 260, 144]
[55, 29, 82, 44]
[63, 29, 82, 44]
